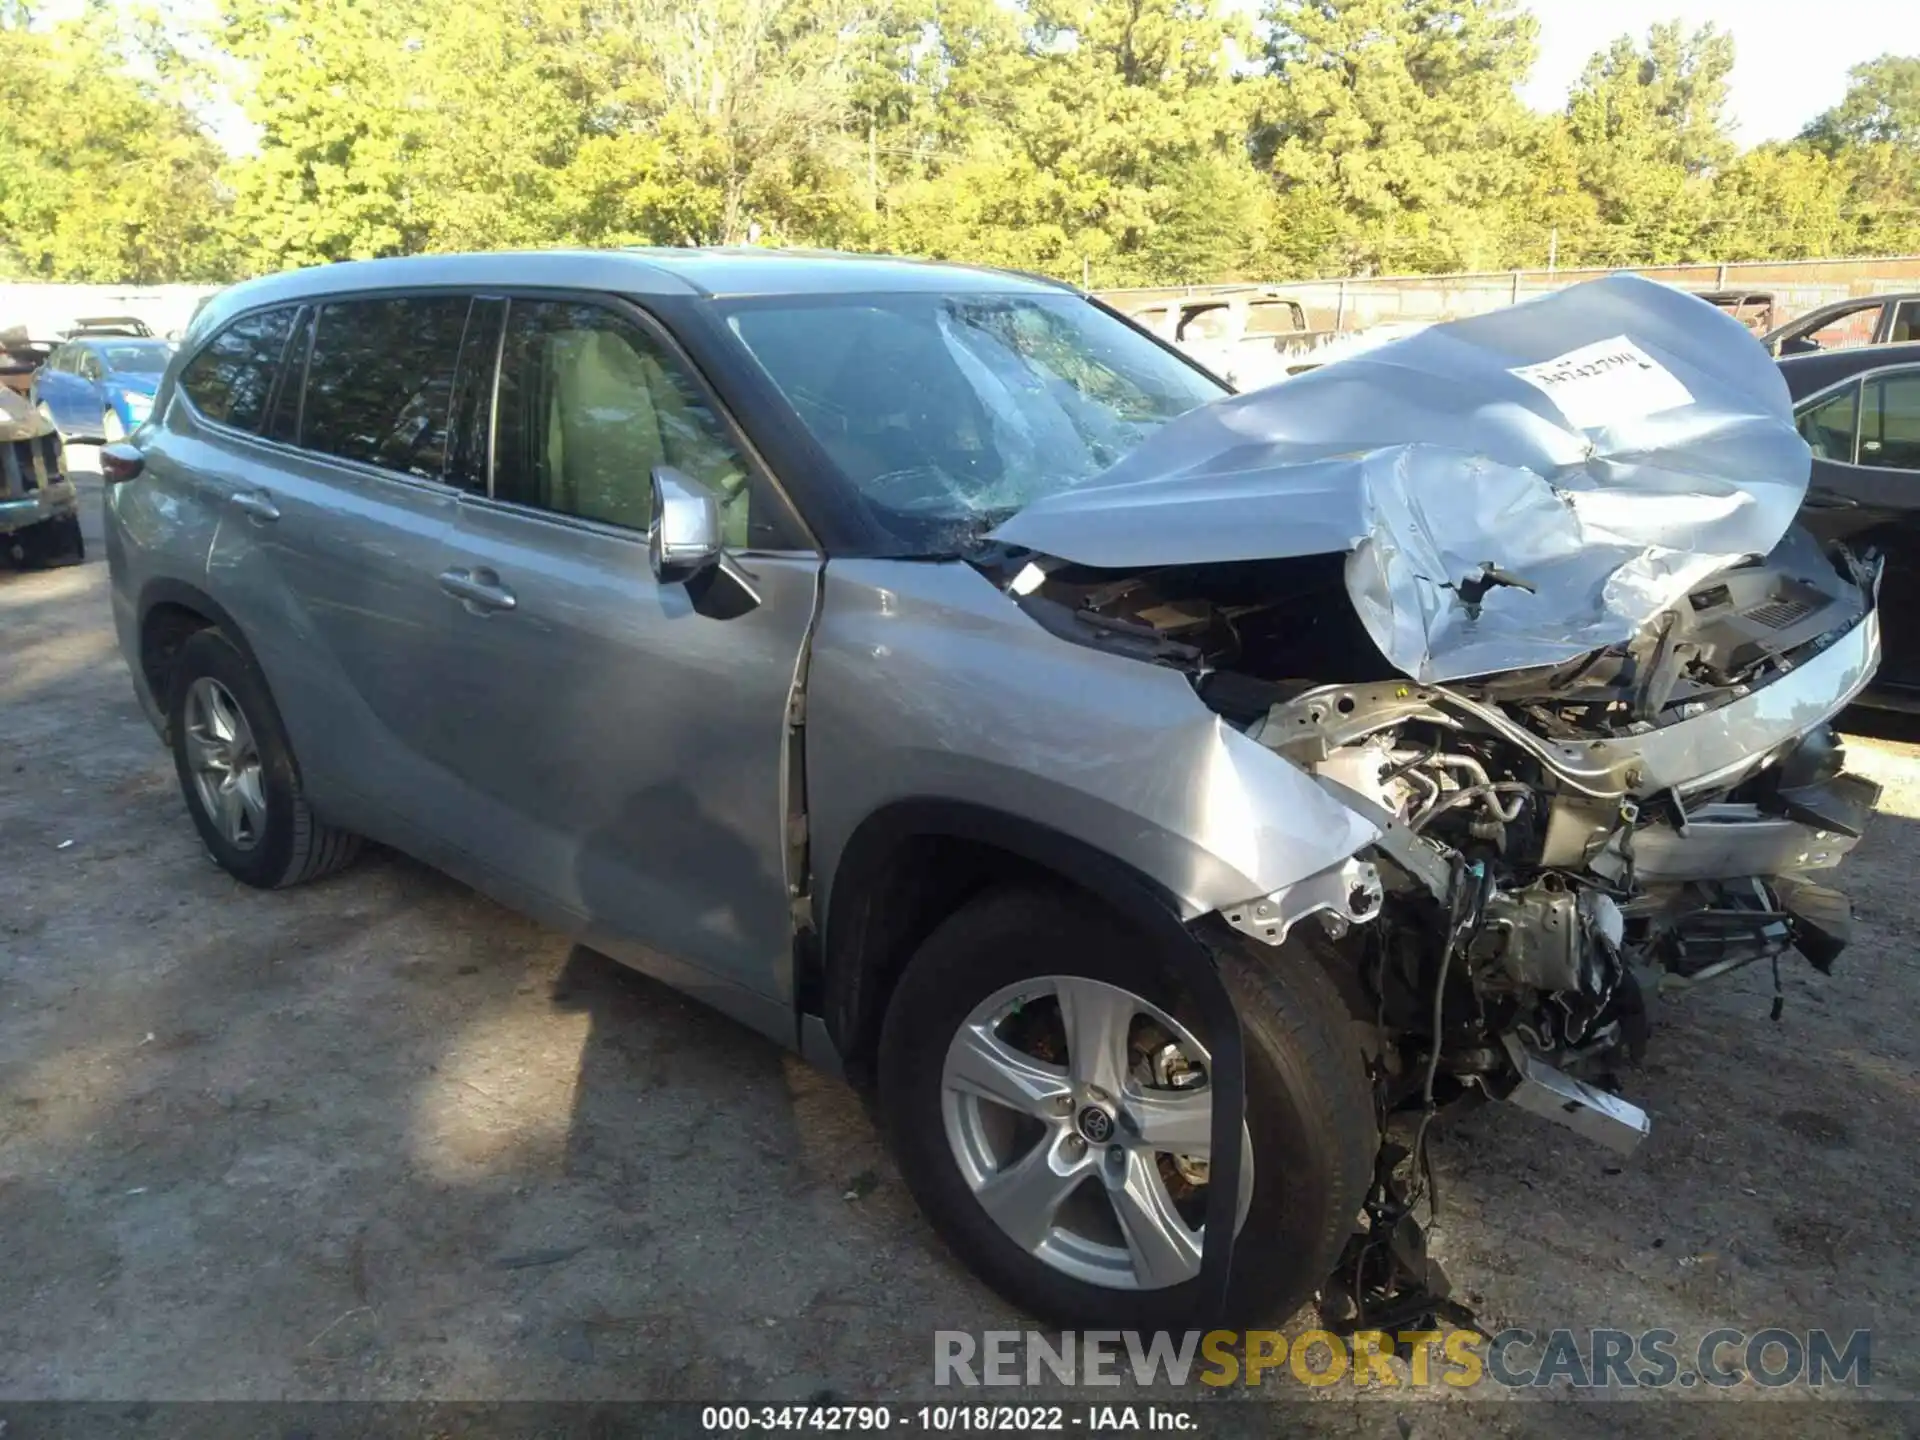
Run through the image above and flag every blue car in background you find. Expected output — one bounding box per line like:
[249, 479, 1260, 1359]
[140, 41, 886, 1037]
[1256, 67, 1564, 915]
[31, 335, 175, 443]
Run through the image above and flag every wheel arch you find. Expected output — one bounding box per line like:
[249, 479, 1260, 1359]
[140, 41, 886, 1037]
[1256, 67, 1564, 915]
[817, 798, 1208, 1083]
[135, 579, 271, 740]
[823, 797, 1251, 1325]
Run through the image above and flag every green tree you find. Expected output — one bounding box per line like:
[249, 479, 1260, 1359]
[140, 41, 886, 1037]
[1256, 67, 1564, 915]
[1253, 0, 1541, 273]
[887, 0, 1267, 285]
[1556, 22, 1737, 265]
[1804, 54, 1920, 151]
[0, 1, 233, 281]
[1799, 55, 1920, 257]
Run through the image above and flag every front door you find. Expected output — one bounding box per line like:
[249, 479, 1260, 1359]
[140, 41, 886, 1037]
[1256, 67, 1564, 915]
[1798, 366, 1920, 688]
[428, 296, 821, 1012]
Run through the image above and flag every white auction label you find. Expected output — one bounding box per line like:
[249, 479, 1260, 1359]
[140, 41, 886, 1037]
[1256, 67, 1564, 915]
[1509, 336, 1693, 430]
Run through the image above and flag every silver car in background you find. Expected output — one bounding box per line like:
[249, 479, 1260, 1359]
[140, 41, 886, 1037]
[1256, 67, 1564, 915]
[104, 252, 1879, 1330]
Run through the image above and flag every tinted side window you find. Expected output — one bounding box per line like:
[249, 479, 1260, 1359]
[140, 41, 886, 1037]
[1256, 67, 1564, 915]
[1891, 301, 1920, 346]
[180, 308, 297, 431]
[302, 296, 470, 478]
[264, 306, 313, 445]
[1861, 372, 1920, 472]
[79, 350, 104, 382]
[494, 300, 751, 543]
[1798, 382, 1858, 462]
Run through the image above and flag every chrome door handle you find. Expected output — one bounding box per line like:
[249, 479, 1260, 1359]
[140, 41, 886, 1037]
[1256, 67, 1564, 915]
[438, 567, 517, 612]
[231, 490, 280, 522]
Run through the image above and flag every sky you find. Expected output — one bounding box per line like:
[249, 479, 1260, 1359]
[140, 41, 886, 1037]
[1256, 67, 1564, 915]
[1521, 0, 1920, 145]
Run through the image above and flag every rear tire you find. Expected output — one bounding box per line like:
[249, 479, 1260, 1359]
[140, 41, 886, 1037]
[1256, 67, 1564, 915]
[878, 884, 1373, 1329]
[167, 628, 362, 888]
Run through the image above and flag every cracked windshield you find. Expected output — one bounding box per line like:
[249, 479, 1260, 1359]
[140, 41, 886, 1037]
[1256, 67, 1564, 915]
[727, 294, 1225, 552]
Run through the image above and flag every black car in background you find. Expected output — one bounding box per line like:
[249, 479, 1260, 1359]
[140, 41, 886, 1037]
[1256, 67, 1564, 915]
[1765, 293, 1920, 357]
[1783, 341, 1920, 705]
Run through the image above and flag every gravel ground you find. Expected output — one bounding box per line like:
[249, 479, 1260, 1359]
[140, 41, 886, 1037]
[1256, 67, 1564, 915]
[3, 453, 1917, 1433]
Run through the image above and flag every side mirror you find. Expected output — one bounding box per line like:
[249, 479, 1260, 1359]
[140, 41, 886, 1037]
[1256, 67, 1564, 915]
[99, 442, 145, 485]
[648, 464, 723, 585]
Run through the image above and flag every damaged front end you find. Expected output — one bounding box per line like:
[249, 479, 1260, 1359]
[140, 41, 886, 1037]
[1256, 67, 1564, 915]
[0, 385, 81, 565]
[989, 275, 1881, 1162]
[1240, 550, 1878, 1151]
[1007, 528, 1878, 1158]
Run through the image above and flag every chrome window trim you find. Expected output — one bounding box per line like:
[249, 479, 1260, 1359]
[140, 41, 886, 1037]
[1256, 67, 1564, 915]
[174, 399, 471, 505]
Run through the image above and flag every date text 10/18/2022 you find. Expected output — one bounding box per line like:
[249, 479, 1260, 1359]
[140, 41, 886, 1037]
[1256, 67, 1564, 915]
[701, 1407, 1196, 1432]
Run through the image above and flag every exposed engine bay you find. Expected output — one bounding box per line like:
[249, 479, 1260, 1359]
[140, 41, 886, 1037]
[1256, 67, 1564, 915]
[1008, 526, 1878, 1153]
[993, 523, 1881, 1330]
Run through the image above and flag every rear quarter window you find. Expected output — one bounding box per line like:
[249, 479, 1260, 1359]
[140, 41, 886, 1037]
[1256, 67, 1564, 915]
[179, 308, 299, 431]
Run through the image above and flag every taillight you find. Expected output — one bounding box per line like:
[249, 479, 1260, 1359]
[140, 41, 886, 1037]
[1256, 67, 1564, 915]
[100, 443, 145, 485]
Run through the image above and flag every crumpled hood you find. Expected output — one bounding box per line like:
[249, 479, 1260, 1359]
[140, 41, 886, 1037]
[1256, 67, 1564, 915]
[991, 274, 1813, 683]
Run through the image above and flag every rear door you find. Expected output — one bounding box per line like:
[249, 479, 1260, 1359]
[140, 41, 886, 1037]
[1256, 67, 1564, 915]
[191, 293, 487, 831]
[428, 294, 821, 1009]
[1798, 365, 1920, 687]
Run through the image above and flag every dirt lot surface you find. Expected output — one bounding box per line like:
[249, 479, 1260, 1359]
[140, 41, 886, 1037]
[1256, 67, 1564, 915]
[4, 454, 1917, 1434]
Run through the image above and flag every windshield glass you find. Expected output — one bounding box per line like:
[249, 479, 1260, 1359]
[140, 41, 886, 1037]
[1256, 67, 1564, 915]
[100, 341, 172, 374]
[724, 292, 1225, 553]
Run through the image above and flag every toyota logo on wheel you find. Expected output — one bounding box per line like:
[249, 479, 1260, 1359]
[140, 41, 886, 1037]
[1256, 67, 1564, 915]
[1077, 1106, 1115, 1144]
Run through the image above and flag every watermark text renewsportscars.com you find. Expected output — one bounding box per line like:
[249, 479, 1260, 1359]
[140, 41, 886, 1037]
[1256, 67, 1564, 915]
[933, 1328, 1873, 1391]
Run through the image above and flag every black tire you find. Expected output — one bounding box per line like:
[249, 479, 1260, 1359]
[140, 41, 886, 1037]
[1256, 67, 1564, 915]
[878, 884, 1373, 1329]
[167, 628, 362, 889]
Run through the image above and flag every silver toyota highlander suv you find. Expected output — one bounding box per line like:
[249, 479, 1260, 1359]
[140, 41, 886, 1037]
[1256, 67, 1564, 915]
[104, 251, 1880, 1331]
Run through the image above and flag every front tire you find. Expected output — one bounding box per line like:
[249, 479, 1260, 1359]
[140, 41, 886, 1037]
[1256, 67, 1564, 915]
[166, 629, 362, 888]
[879, 885, 1373, 1329]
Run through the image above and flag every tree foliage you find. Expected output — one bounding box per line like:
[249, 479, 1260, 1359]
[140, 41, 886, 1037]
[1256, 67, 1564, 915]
[1, 0, 233, 281]
[4, 0, 1920, 285]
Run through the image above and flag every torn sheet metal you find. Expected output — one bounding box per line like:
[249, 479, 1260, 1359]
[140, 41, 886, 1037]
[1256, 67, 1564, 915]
[991, 275, 1812, 683]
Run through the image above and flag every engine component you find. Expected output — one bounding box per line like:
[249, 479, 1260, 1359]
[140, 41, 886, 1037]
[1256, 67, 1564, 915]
[1497, 1035, 1650, 1155]
[1591, 804, 1859, 883]
[1474, 882, 1624, 994]
[1224, 855, 1385, 946]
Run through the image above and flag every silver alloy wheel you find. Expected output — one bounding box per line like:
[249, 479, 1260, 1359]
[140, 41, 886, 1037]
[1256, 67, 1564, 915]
[183, 676, 267, 851]
[941, 976, 1254, 1291]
